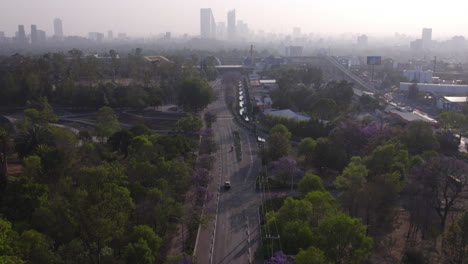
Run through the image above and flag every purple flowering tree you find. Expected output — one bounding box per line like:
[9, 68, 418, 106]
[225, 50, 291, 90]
[265, 251, 292, 264]
[272, 156, 304, 190]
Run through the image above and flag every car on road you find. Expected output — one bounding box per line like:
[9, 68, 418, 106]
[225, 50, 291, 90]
[224, 181, 231, 190]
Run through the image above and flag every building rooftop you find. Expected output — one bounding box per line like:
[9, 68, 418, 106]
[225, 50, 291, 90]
[444, 96, 468, 103]
[265, 109, 310, 121]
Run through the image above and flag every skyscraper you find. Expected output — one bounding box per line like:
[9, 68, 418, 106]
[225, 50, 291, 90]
[216, 22, 226, 40]
[293, 27, 301, 39]
[200, 8, 216, 39]
[31, 25, 38, 44]
[17, 25, 27, 44]
[227, 9, 236, 40]
[422, 28, 432, 49]
[54, 18, 63, 41]
[37, 30, 46, 44]
[107, 30, 114, 40]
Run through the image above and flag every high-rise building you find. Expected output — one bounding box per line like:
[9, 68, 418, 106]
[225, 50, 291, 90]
[216, 22, 226, 40]
[200, 8, 216, 39]
[30, 25, 38, 44]
[237, 20, 249, 40]
[107, 30, 113, 40]
[227, 9, 236, 40]
[88, 32, 104, 42]
[54, 18, 63, 41]
[37, 30, 46, 43]
[422, 28, 432, 49]
[293, 27, 301, 39]
[17, 25, 27, 44]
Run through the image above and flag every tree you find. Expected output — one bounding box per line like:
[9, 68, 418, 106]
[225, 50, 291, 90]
[178, 113, 203, 133]
[313, 137, 346, 172]
[107, 130, 133, 157]
[304, 191, 336, 226]
[438, 111, 467, 144]
[95, 106, 120, 139]
[443, 210, 468, 263]
[269, 124, 292, 139]
[402, 120, 439, 154]
[334, 157, 368, 217]
[0, 123, 14, 189]
[125, 239, 154, 264]
[128, 225, 162, 259]
[125, 225, 161, 264]
[314, 214, 373, 264]
[24, 97, 58, 125]
[298, 137, 316, 168]
[407, 156, 468, 231]
[271, 157, 303, 190]
[177, 78, 214, 112]
[0, 218, 23, 263]
[129, 124, 152, 136]
[15, 126, 53, 159]
[75, 164, 134, 263]
[281, 220, 314, 254]
[408, 83, 419, 101]
[321, 81, 354, 110]
[298, 173, 325, 195]
[267, 124, 292, 161]
[19, 229, 60, 264]
[296, 246, 328, 264]
[310, 98, 337, 120]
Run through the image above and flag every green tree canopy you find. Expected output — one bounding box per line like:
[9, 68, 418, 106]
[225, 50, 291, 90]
[177, 78, 214, 112]
[296, 246, 329, 264]
[95, 106, 120, 139]
[298, 137, 316, 167]
[24, 97, 58, 125]
[298, 173, 325, 195]
[178, 113, 203, 133]
[314, 213, 373, 264]
[402, 120, 439, 154]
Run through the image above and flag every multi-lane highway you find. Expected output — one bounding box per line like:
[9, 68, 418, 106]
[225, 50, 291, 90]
[194, 79, 262, 264]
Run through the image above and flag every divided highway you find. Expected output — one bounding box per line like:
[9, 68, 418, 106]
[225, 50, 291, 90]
[194, 79, 262, 264]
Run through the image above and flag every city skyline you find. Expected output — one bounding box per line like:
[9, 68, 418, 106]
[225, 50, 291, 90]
[2, 0, 468, 38]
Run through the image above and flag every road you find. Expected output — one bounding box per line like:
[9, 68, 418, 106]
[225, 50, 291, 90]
[194, 79, 262, 264]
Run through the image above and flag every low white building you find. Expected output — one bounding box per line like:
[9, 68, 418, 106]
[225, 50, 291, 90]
[437, 96, 468, 112]
[400, 82, 468, 95]
[403, 66, 433, 83]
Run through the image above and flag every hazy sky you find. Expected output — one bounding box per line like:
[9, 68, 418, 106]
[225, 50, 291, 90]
[1, 0, 468, 38]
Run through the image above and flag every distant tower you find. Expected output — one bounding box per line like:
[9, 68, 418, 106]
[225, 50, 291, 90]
[422, 28, 432, 50]
[30, 25, 38, 44]
[200, 8, 216, 39]
[216, 22, 226, 40]
[17, 25, 27, 44]
[293, 27, 301, 39]
[107, 30, 114, 40]
[53, 18, 63, 41]
[37, 30, 46, 43]
[227, 9, 236, 40]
